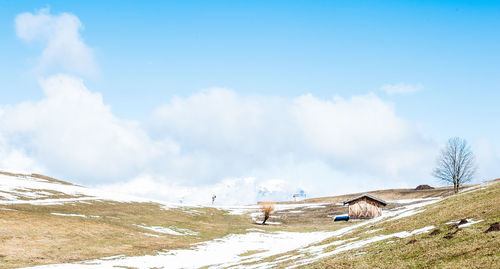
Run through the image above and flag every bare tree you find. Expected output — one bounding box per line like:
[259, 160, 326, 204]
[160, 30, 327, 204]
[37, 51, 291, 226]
[433, 137, 477, 193]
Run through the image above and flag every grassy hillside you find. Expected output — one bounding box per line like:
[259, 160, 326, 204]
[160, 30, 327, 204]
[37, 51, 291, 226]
[306, 180, 500, 268]
[0, 173, 253, 268]
[285, 185, 459, 205]
[1, 171, 498, 268]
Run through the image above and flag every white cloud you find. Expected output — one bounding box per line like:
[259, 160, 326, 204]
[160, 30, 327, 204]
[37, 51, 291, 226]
[0, 74, 171, 182]
[151, 89, 435, 184]
[474, 139, 500, 181]
[380, 83, 423, 95]
[0, 77, 437, 203]
[0, 132, 45, 174]
[100, 176, 254, 205]
[15, 8, 98, 76]
[98, 175, 304, 205]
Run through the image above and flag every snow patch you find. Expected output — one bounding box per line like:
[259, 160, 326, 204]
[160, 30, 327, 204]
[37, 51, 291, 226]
[289, 225, 435, 268]
[388, 197, 441, 204]
[364, 228, 382, 234]
[51, 213, 87, 218]
[0, 173, 178, 207]
[445, 218, 483, 228]
[141, 232, 163, 238]
[246, 228, 265, 232]
[287, 210, 303, 214]
[215, 203, 328, 216]
[386, 209, 425, 221]
[459, 219, 483, 228]
[134, 224, 198, 236]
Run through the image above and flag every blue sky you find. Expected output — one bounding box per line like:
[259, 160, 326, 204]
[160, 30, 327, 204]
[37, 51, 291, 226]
[1, 1, 499, 137]
[0, 1, 499, 204]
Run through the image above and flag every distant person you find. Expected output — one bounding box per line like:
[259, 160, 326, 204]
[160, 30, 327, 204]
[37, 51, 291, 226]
[211, 194, 216, 205]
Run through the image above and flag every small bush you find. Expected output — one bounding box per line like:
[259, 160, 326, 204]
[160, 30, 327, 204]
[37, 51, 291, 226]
[260, 202, 275, 225]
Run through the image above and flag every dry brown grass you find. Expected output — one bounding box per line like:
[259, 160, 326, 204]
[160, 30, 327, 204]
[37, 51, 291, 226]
[1, 189, 88, 202]
[29, 173, 78, 186]
[288, 180, 500, 206]
[0, 201, 252, 268]
[285, 186, 456, 205]
[0, 171, 77, 186]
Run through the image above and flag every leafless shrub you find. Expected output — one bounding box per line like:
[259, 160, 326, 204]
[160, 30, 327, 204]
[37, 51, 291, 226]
[260, 202, 275, 225]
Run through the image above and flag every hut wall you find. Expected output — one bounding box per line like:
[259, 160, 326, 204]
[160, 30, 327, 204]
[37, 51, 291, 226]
[348, 197, 383, 219]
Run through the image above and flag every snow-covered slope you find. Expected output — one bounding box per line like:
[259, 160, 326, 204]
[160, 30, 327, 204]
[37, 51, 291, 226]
[0, 172, 152, 205]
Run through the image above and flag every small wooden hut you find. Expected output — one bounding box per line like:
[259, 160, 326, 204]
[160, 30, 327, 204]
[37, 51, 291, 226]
[343, 194, 387, 219]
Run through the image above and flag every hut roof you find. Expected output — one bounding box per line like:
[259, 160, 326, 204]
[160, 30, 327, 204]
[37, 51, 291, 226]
[343, 194, 387, 206]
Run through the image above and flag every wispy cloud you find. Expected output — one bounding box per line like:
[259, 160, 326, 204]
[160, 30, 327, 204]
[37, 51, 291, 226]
[15, 8, 98, 77]
[380, 83, 423, 95]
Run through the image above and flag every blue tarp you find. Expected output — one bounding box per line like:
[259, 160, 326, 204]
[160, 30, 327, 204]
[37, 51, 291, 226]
[334, 215, 349, 221]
